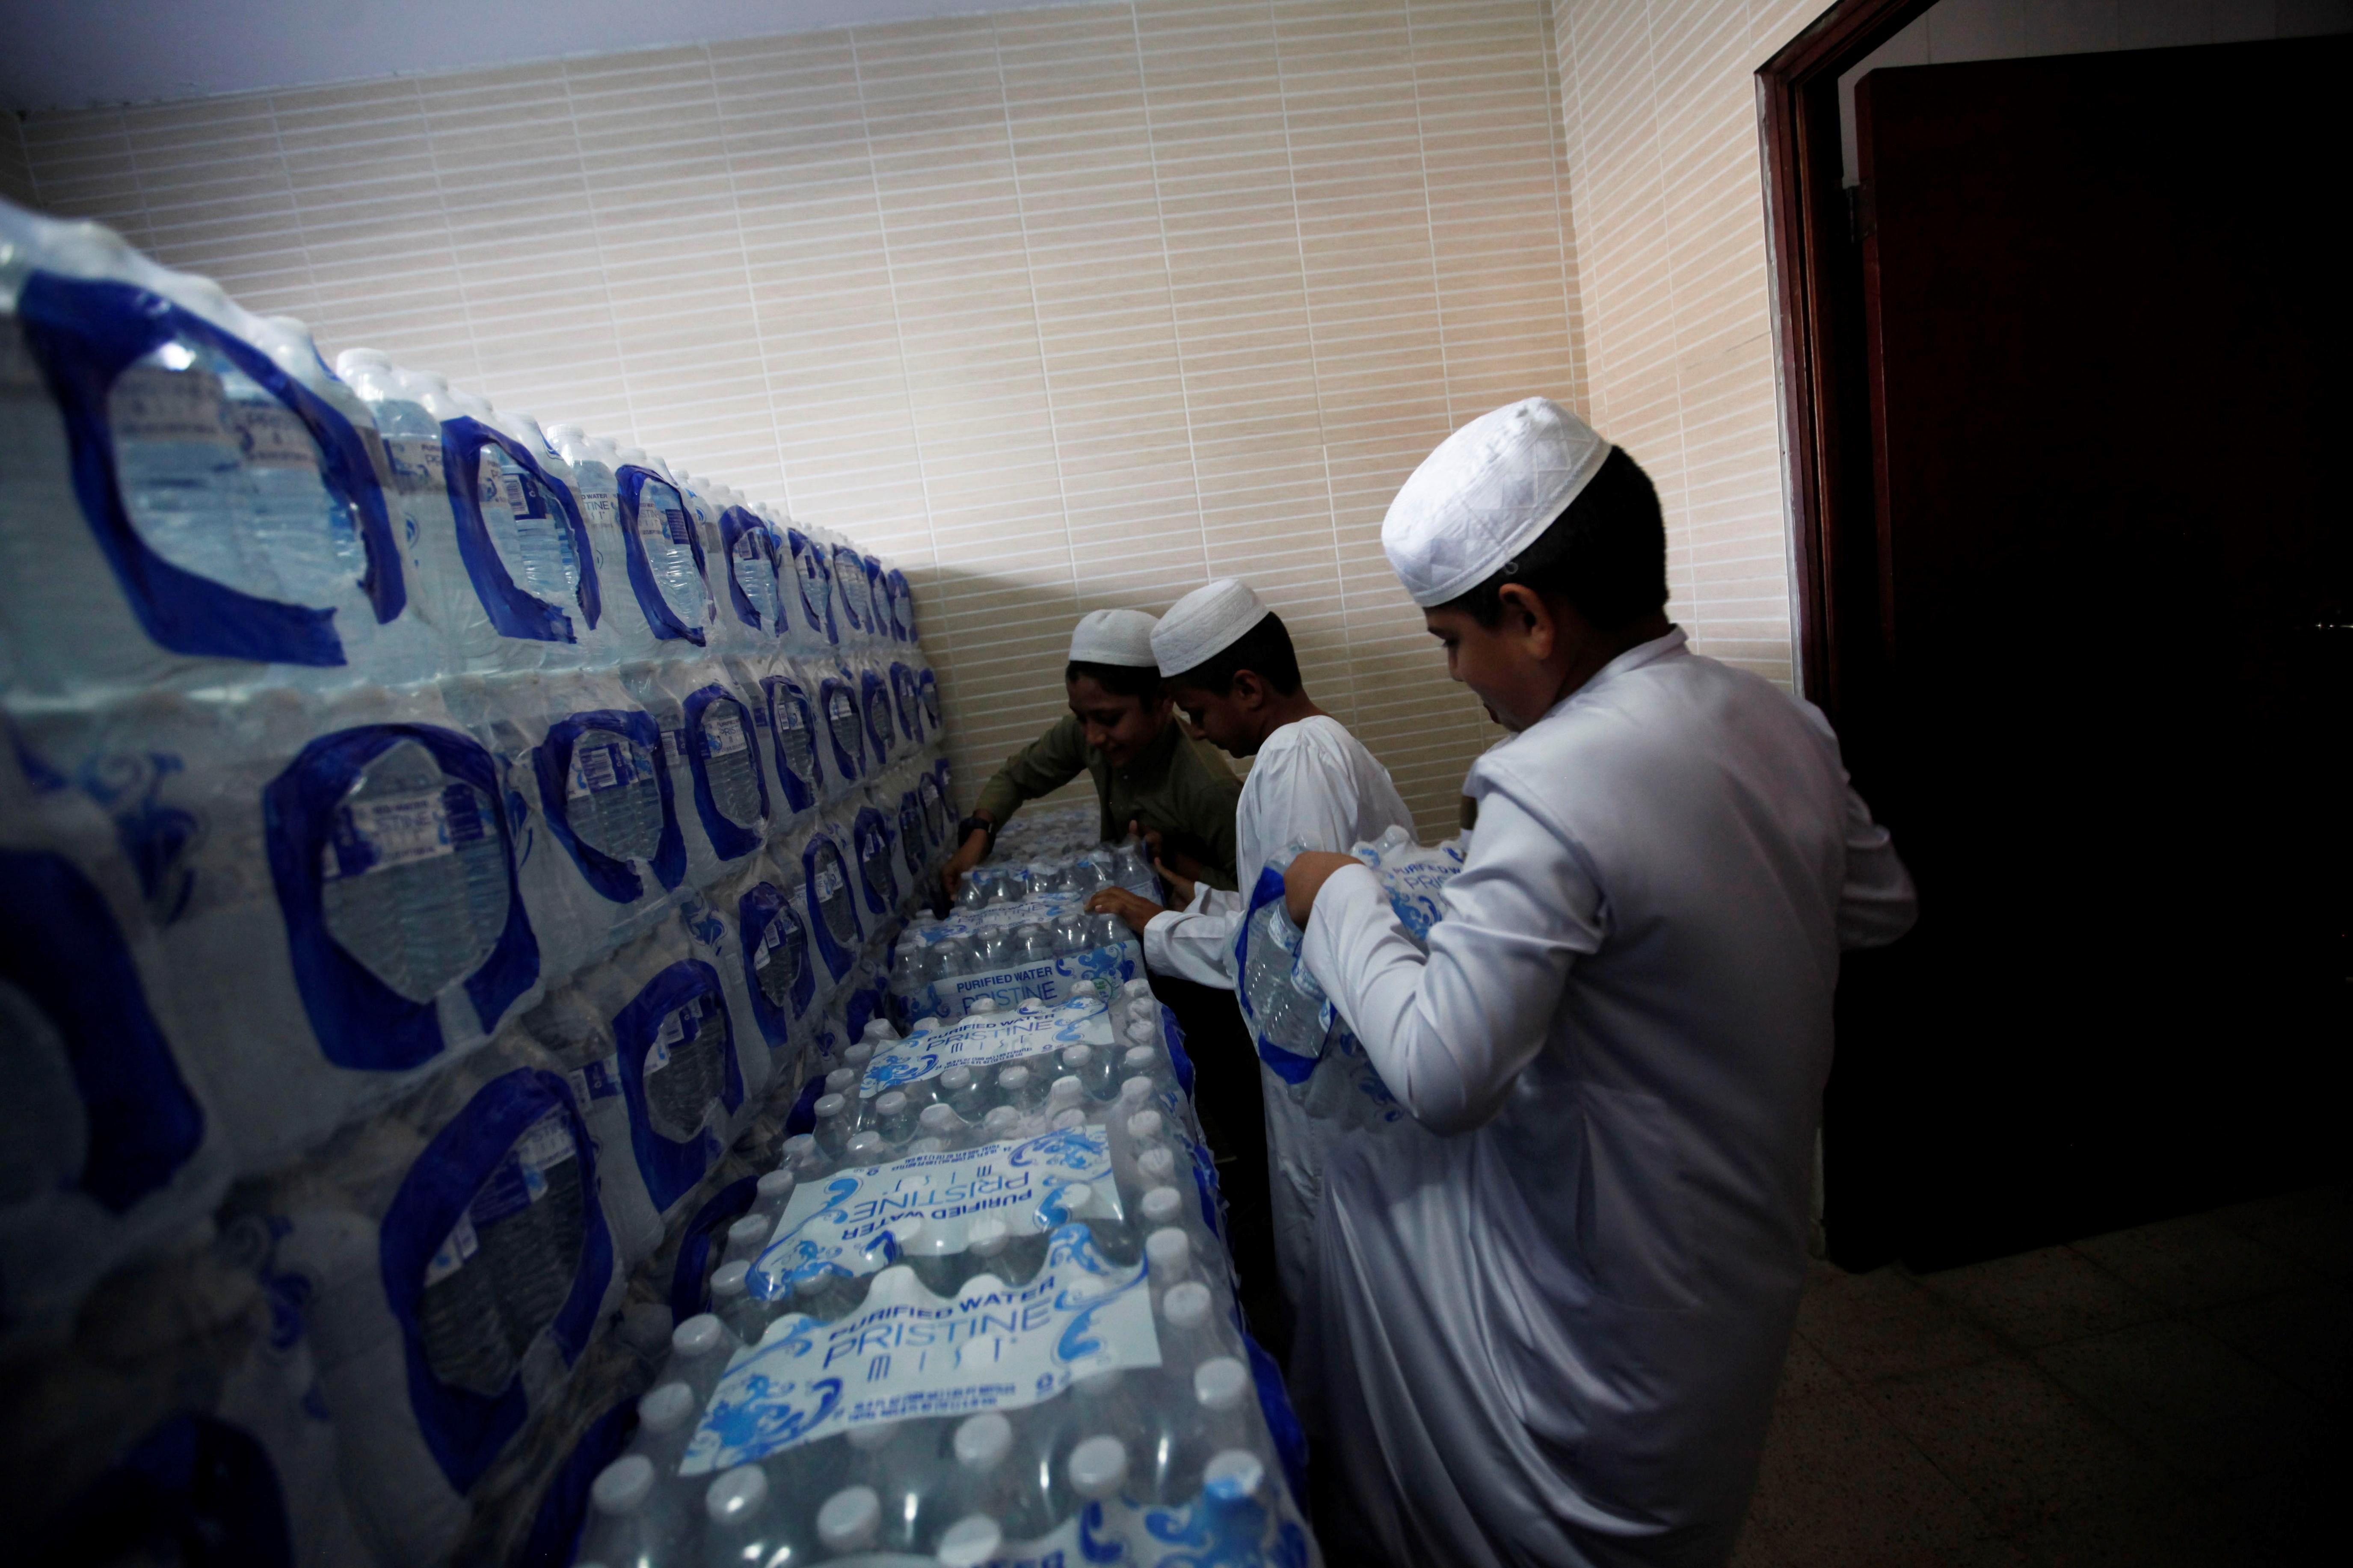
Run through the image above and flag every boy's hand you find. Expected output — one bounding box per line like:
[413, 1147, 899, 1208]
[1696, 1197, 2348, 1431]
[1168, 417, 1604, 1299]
[941, 828, 989, 900]
[1087, 886, 1166, 933]
[1128, 818, 1197, 905]
[1282, 851, 1360, 926]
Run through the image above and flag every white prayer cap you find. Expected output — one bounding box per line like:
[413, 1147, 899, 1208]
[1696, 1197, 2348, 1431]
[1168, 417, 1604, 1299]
[1381, 397, 1613, 606]
[1067, 608, 1160, 668]
[1152, 578, 1269, 677]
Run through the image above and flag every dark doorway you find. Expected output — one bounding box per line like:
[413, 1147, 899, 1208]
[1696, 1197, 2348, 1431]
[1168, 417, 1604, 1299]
[1763, 21, 2349, 1270]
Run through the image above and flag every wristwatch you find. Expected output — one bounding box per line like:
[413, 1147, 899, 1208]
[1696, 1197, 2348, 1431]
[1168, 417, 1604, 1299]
[956, 814, 997, 850]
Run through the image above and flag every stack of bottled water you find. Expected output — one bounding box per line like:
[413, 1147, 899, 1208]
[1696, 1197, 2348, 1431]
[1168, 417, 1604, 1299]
[1238, 825, 1470, 1129]
[0, 201, 968, 1566]
[984, 795, 1108, 864]
[579, 982, 1317, 1568]
[888, 837, 1160, 1020]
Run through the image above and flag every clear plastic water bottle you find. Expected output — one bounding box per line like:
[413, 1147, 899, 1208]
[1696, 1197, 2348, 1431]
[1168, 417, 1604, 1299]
[317, 738, 511, 1005]
[722, 1213, 771, 1269]
[667, 1313, 739, 1403]
[617, 447, 713, 636]
[949, 1410, 1057, 1541]
[812, 1093, 851, 1157]
[582, 1456, 674, 1568]
[782, 1132, 833, 1182]
[108, 338, 275, 596]
[1064, 1044, 1114, 1101]
[711, 1260, 768, 1345]
[935, 1514, 1003, 1568]
[631, 1381, 701, 1478]
[703, 1464, 784, 1568]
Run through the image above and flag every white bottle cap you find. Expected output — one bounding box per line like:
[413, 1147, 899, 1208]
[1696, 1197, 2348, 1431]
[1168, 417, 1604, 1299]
[705, 1464, 768, 1525]
[862, 1018, 898, 1041]
[727, 1215, 768, 1251]
[1125, 1021, 1157, 1046]
[967, 1215, 1010, 1256]
[1127, 1110, 1164, 1142]
[970, 997, 1000, 1015]
[908, 1136, 948, 1155]
[711, 1260, 751, 1301]
[1120, 1074, 1155, 1102]
[876, 1089, 909, 1117]
[1195, 1356, 1251, 1411]
[1138, 1147, 1177, 1182]
[1052, 1107, 1088, 1131]
[919, 1103, 960, 1133]
[845, 1041, 876, 1067]
[816, 1484, 880, 1549]
[997, 1065, 1030, 1091]
[1123, 978, 1154, 998]
[911, 1016, 942, 1034]
[1162, 1280, 1212, 1331]
[756, 1169, 794, 1202]
[637, 1381, 697, 1433]
[1049, 1075, 1085, 1108]
[1145, 1228, 1191, 1277]
[1062, 1044, 1093, 1069]
[814, 1092, 847, 1121]
[954, 1411, 1013, 1469]
[936, 1514, 1004, 1568]
[1053, 1181, 1093, 1216]
[590, 1454, 655, 1515]
[672, 1313, 727, 1358]
[846, 1130, 886, 1163]
[940, 1063, 972, 1091]
[878, 1214, 925, 1251]
[982, 1106, 1022, 1139]
[1203, 1449, 1266, 1501]
[848, 1422, 895, 1451]
[1141, 1186, 1184, 1225]
[1067, 1435, 1129, 1500]
[1017, 998, 1046, 1015]
[783, 1133, 818, 1161]
[826, 1068, 856, 1094]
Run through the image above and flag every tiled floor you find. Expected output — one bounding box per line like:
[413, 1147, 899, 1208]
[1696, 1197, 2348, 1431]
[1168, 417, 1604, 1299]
[1731, 1185, 2348, 1567]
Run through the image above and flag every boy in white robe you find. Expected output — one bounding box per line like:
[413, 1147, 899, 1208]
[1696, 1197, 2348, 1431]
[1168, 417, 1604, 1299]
[1088, 578, 1414, 1321]
[1280, 399, 1916, 1567]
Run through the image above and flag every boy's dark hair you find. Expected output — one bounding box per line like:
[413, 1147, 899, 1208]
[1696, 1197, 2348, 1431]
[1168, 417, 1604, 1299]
[1064, 660, 1164, 702]
[1443, 447, 1668, 631]
[1163, 610, 1302, 697]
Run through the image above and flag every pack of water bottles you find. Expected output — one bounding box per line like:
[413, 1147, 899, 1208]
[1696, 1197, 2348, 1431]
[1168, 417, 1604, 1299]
[0, 201, 963, 1562]
[886, 839, 1159, 1021]
[1237, 825, 1470, 1126]
[983, 796, 1105, 864]
[573, 981, 1319, 1568]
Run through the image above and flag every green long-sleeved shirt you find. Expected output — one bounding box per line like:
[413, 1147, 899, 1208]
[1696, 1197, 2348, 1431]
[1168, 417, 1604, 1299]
[974, 715, 1242, 890]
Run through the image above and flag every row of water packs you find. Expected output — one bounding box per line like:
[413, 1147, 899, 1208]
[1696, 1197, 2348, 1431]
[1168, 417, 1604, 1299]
[0, 201, 917, 702]
[2, 665, 949, 1196]
[982, 795, 1107, 865]
[571, 988, 1315, 1568]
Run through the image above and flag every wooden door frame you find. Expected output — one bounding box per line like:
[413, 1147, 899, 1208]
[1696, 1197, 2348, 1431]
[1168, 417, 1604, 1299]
[1755, 0, 1937, 724]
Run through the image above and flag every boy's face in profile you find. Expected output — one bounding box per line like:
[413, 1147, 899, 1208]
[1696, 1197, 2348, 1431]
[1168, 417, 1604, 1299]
[1068, 674, 1169, 769]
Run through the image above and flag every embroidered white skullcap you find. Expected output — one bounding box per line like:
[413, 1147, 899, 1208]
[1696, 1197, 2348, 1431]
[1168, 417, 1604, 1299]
[1152, 578, 1269, 677]
[1068, 608, 1160, 668]
[1381, 397, 1613, 606]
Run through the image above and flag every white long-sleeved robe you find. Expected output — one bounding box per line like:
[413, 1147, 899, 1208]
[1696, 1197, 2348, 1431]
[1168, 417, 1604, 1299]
[1141, 713, 1414, 1308]
[1296, 629, 1915, 1568]
[1142, 714, 1413, 988]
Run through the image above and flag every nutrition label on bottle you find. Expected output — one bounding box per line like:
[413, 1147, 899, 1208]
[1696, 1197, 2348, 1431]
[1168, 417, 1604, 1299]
[683, 1226, 1159, 1475]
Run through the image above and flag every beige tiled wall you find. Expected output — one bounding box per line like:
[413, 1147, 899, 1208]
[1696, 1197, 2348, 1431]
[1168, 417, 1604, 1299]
[0, 114, 33, 208]
[1550, 0, 1822, 689]
[9, 0, 1591, 841]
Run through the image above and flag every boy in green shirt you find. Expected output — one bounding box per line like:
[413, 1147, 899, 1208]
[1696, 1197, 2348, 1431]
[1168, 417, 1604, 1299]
[942, 608, 1243, 899]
